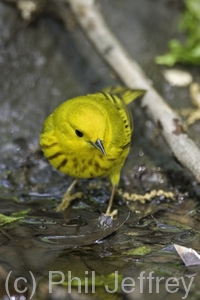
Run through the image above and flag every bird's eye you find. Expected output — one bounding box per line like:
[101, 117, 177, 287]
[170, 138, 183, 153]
[75, 129, 83, 137]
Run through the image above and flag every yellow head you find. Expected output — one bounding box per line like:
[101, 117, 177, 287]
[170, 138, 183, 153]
[52, 97, 108, 155]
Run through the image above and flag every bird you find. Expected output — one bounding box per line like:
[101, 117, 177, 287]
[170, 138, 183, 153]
[40, 87, 145, 216]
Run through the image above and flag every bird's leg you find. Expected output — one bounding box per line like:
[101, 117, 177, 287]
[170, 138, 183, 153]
[105, 184, 118, 217]
[55, 178, 83, 212]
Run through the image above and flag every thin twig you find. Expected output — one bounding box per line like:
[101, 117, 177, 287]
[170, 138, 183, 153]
[67, 0, 200, 181]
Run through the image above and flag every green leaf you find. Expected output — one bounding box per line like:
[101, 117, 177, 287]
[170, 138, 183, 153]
[0, 213, 23, 226]
[11, 209, 30, 217]
[155, 0, 200, 66]
[123, 246, 152, 256]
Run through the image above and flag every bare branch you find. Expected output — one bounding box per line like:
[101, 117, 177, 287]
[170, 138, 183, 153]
[67, 0, 200, 181]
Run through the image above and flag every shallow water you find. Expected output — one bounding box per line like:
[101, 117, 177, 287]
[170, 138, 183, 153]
[1, 0, 200, 299]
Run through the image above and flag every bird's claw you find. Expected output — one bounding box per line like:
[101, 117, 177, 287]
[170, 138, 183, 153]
[105, 209, 118, 219]
[55, 192, 83, 212]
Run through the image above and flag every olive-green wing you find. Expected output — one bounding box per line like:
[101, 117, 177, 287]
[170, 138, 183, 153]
[101, 86, 145, 133]
[103, 86, 146, 105]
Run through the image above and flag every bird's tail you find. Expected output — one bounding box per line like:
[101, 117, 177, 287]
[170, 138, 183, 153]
[102, 86, 146, 105]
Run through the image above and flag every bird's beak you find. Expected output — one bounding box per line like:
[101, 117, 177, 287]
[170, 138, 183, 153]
[89, 139, 106, 156]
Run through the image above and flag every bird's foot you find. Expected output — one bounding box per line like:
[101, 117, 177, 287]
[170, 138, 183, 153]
[55, 191, 83, 212]
[105, 208, 118, 218]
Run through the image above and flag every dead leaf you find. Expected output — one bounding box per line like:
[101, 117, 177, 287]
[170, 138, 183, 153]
[174, 243, 200, 266]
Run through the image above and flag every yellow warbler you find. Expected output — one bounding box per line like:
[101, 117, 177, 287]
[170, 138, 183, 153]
[40, 87, 145, 215]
